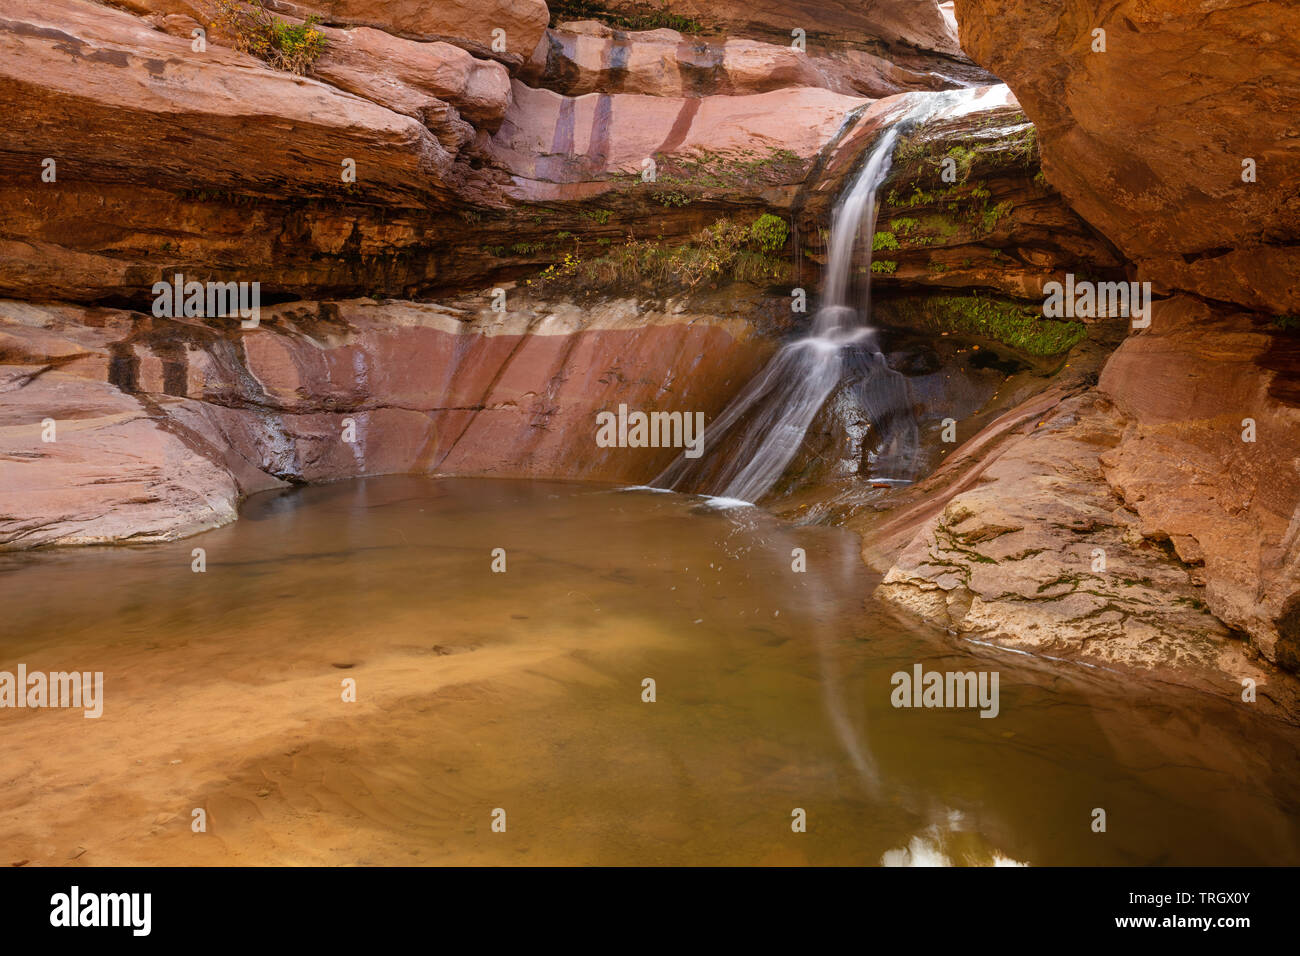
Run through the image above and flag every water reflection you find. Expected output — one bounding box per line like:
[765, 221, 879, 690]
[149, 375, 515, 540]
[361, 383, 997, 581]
[0, 477, 1296, 866]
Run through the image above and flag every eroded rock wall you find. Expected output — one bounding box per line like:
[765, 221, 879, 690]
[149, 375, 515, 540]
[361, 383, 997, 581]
[856, 0, 1300, 681]
[954, 0, 1300, 314]
[0, 295, 777, 547]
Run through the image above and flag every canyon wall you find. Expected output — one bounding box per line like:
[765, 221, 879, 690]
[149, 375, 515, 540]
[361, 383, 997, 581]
[863, 1, 1300, 687]
[2, 0, 1036, 549]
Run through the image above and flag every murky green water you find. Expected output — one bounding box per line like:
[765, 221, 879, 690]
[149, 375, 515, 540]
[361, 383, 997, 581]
[2, 477, 1298, 865]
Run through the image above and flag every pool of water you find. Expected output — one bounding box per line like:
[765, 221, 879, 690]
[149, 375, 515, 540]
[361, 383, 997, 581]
[2, 476, 1297, 865]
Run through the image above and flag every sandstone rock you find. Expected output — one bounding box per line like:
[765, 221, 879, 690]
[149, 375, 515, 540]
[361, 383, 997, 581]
[1097, 296, 1300, 671]
[522, 22, 970, 99]
[0, 0, 895, 307]
[275, 0, 549, 66]
[492, 81, 866, 200]
[304, 26, 512, 132]
[865, 386, 1295, 714]
[0, 295, 776, 548]
[579, 0, 963, 58]
[954, 0, 1300, 314]
[0, 0, 474, 206]
[120, 0, 515, 130]
[524, 22, 828, 96]
[0, 372, 253, 548]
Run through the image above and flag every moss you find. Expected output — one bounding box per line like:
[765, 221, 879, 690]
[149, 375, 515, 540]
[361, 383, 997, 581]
[888, 295, 1086, 357]
[918, 215, 961, 239]
[631, 146, 804, 203]
[1036, 573, 1083, 593]
[890, 218, 918, 235]
[528, 215, 791, 294]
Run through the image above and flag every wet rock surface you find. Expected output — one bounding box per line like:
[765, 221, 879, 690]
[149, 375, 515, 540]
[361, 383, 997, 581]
[0, 295, 776, 548]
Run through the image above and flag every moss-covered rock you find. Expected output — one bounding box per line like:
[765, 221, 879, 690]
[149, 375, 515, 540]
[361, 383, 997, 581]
[877, 294, 1086, 357]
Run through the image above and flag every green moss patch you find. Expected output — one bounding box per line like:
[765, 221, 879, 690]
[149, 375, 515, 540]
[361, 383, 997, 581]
[883, 295, 1086, 357]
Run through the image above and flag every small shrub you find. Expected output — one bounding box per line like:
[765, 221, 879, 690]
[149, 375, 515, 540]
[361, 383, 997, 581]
[215, 0, 327, 75]
[749, 214, 788, 252]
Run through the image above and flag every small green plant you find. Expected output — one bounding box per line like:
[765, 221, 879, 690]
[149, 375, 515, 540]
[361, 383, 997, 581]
[215, 0, 326, 74]
[942, 145, 976, 183]
[651, 190, 692, 207]
[581, 208, 613, 225]
[527, 215, 791, 294]
[872, 231, 899, 251]
[749, 213, 788, 252]
[980, 199, 1013, 234]
[883, 295, 1086, 356]
[871, 260, 898, 274]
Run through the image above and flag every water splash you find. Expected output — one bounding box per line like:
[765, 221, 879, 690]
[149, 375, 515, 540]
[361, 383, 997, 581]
[654, 109, 921, 502]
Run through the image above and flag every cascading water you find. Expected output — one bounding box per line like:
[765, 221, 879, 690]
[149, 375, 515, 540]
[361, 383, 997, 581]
[653, 113, 921, 503]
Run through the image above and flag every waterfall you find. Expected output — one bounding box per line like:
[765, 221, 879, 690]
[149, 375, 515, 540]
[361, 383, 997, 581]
[653, 117, 920, 503]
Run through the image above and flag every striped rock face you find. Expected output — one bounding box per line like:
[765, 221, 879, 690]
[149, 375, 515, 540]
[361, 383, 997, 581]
[0, 296, 776, 548]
